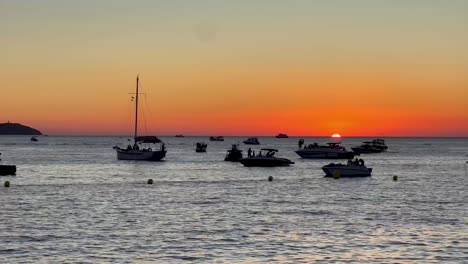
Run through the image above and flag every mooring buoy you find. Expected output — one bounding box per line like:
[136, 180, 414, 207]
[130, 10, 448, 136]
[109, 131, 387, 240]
[333, 171, 341, 179]
[268, 176, 273, 181]
[393, 175, 398, 181]
[147, 179, 153, 184]
[4, 181, 10, 188]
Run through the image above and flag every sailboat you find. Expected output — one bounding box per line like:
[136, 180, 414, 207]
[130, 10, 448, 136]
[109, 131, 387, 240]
[115, 76, 167, 161]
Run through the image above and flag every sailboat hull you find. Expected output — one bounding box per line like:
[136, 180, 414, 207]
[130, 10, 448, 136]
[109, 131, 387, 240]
[116, 149, 166, 161]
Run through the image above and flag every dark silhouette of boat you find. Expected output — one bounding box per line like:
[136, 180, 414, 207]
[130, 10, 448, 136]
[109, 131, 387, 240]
[30, 136, 38, 142]
[175, 134, 184, 138]
[224, 144, 243, 161]
[209, 136, 224, 141]
[351, 141, 383, 154]
[195, 142, 207, 152]
[243, 137, 260, 145]
[322, 159, 372, 177]
[371, 139, 388, 151]
[295, 142, 354, 159]
[240, 148, 294, 167]
[114, 76, 167, 161]
[275, 133, 289, 138]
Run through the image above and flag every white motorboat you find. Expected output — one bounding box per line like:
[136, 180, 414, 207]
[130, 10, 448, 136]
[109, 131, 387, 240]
[322, 159, 372, 177]
[115, 76, 167, 161]
[295, 142, 354, 159]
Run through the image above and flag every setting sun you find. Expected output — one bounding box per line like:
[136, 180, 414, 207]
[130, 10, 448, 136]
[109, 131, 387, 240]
[331, 134, 341, 138]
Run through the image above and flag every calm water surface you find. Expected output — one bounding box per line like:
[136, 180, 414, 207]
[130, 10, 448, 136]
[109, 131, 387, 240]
[0, 136, 467, 263]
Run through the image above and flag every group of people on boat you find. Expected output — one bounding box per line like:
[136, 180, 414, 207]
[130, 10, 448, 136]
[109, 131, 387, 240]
[124, 143, 165, 152]
[347, 158, 365, 166]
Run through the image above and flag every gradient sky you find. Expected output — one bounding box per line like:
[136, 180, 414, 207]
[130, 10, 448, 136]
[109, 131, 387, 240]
[1, 0, 467, 136]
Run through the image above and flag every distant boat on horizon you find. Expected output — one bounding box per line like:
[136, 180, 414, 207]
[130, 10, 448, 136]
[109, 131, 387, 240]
[209, 136, 224, 141]
[175, 134, 184, 138]
[275, 133, 289, 138]
[114, 75, 167, 161]
[243, 137, 260, 145]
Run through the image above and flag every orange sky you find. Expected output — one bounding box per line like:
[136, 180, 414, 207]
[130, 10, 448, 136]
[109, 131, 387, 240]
[1, 1, 467, 136]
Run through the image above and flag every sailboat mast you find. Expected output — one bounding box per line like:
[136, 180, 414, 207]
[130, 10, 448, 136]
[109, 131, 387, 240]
[134, 75, 139, 143]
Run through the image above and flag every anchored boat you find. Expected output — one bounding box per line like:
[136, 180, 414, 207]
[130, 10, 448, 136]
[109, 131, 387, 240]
[114, 76, 167, 161]
[295, 142, 354, 159]
[240, 148, 294, 167]
[195, 142, 207, 152]
[243, 137, 260, 145]
[322, 159, 372, 177]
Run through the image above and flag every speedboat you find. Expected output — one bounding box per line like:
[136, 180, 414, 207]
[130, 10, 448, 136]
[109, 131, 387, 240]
[295, 142, 354, 159]
[371, 139, 388, 151]
[224, 144, 243, 161]
[322, 159, 372, 177]
[243, 137, 260, 145]
[209, 136, 224, 141]
[352, 141, 382, 154]
[240, 149, 294, 167]
[275, 133, 289, 138]
[195, 142, 207, 152]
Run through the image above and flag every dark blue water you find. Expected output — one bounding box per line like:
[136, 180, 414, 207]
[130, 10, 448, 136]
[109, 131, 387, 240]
[1, 136, 467, 263]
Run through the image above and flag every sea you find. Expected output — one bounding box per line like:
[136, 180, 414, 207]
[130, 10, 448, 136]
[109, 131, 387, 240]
[0, 136, 467, 263]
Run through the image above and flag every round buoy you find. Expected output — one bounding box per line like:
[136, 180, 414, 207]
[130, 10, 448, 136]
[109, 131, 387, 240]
[4, 181, 10, 188]
[333, 171, 340, 179]
[393, 175, 398, 181]
[147, 179, 153, 184]
[268, 176, 273, 182]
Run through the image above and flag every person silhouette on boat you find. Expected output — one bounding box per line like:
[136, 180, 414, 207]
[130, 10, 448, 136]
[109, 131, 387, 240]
[162, 143, 166, 151]
[247, 148, 252, 157]
[126, 144, 132, 150]
[133, 143, 139, 150]
[298, 139, 304, 149]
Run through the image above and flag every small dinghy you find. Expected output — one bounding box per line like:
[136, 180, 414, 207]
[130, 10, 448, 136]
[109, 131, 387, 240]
[322, 158, 372, 177]
[195, 142, 207, 152]
[240, 149, 294, 167]
[209, 136, 224, 141]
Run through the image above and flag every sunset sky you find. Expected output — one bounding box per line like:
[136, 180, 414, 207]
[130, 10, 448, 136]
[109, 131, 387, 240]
[1, 0, 467, 136]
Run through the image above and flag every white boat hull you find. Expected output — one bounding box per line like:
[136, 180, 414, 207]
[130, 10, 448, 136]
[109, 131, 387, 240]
[322, 164, 372, 177]
[295, 149, 354, 159]
[116, 149, 166, 161]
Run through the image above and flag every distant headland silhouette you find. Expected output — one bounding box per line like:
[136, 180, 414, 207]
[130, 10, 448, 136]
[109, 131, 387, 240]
[0, 122, 42, 135]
